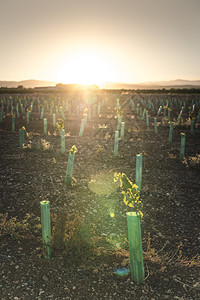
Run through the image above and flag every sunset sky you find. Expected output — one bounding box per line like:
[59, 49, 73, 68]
[0, 0, 200, 85]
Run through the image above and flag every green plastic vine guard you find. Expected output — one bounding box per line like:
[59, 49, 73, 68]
[117, 116, 122, 131]
[88, 109, 91, 121]
[61, 129, 65, 154]
[168, 109, 171, 121]
[126, 212, 144, 283]
[139, 107, 142, 117]
[40, 200, 51, 259]
[169, 122, 174, 142]
[180, 133, 186, 161]
[131, 101, 135, 110]
[114, 130, 119, 157]
[76, 105, 79, 115]
[53, 113, 56, 128]
[16, 107, 19, 118]
[190, 119, 194, 135]
[84, 113, 87, 126]
[60, 108, 65, 120]
[27, 112, 30, 125]
[178, 114, 181, 125]
[136, 104, 139, 114]
[146, 111, 149, 126]
[98, 104, 101, 115]
[79, 119, 85, 136]
[0, 109, 3, 122]
[135, 153, 142, 191]
[180, 107, 184, 115]
[142, 108, 146, 120]
[120, 122, 125, 139]
[116, 99, 120, 109]
[40, 107, 44, 119]
[19, 128, 24, 150]
[68, 105, 71, 116]
[56, 106, 58, 114]
[157, 106, 162, 115]
[12, 116, 15, 132]
[154, 118, 158, 134]
[65, 152, 75, 184]
[197, 110, 200, 123]
[43, 118, 47, 135]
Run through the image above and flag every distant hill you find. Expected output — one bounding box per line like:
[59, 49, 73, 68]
[144, 79, 200, 86]
[0, 79, 58, 88]
[0, 79, 200, 90]
[100, 79, 200, 89]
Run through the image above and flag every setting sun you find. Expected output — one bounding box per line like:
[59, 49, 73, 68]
[53, 49, 116, 86]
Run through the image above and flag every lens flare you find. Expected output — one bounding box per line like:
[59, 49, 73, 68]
[110, 212, 115, 218]
[88, 171, 118, 195]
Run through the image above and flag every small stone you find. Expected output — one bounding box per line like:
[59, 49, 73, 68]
[93, 269, 98, 273]
[157, 232, 163, 238]
[39, 290, 44, 295]
[164, 278, 169, 282]
[42, 275, 48, 282]
[193, 281, 200, 288]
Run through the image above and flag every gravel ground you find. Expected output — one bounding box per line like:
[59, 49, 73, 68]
[0, 92, 200, 299]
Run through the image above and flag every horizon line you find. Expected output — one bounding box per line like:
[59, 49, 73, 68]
[1, 78, 200, 85]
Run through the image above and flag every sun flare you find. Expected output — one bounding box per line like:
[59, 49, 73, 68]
[54, 48, 116, 86]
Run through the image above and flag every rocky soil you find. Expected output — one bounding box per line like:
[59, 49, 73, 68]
[0, 92, 200, 299]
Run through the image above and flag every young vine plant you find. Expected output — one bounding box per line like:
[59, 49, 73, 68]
[70, 145, 77, 155]
[114, 172, 143, 218]
[56, 118, 64, 131]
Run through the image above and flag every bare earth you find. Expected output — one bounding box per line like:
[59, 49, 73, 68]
[0, 92, 200, 299]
